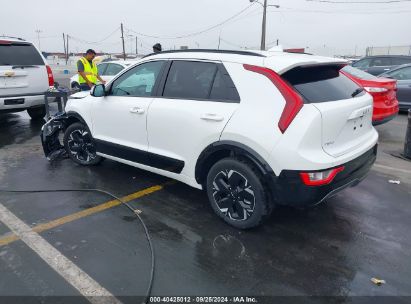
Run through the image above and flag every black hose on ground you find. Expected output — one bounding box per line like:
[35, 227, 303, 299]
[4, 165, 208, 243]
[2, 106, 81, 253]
[0, 188, 154, 304]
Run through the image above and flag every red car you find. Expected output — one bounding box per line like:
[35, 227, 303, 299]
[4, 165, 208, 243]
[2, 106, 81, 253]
[341, 65, 399, 125]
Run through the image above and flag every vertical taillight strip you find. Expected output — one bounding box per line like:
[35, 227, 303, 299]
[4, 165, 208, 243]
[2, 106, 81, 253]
[243, 64, 304, 133]
[46, 65, 54, 87]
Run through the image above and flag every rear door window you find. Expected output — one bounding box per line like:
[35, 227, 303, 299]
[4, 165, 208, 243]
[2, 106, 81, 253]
[0, 42, 44, 66]
[352, 58, 372, 69]
[97, 63, 108, 75]
[282, 65, 364, 103]
[371, 57, 391, 67]
[391, 57, 411, 65]
[387, 66, 411, 80]
[163, 61, 217, 100]
[105, 63, 124, 76]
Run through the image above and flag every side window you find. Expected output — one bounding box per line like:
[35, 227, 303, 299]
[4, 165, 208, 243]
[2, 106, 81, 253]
[163, 61, 217, 100]
[352, 58, 372, 69]
[371, 57, 391, 67]
[387, 67, 411, 80]
[105, 63, 124, 76]
[392, 57, 411, 65]
[97, 63, 108, 75]
[110, 61, 164, 97]
[209, 68, 240, 102]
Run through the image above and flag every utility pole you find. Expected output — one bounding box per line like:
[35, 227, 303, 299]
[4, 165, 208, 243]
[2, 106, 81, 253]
[276, 39, 279, 46]
[120, 23, 126, 60]
[66, 35, 70, 65]
[260, 0, 268, 51]
[135, 36, 138, 55]
[35, 29, 42, 51]
[63, 33, 67, 63]
[218, 36, 221, 50]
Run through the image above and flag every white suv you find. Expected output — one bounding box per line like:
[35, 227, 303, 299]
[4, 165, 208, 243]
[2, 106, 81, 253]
[41, 50, 378, 229]
[0, 36, 54, 119]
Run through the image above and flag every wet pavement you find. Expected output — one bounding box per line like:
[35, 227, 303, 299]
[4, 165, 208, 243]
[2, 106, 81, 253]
[0, 108, 411, 303]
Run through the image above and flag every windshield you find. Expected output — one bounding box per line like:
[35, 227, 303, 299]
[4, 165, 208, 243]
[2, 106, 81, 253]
[342, 65, 378, 80]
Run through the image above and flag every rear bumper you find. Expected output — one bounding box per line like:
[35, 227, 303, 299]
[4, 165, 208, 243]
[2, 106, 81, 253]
[399, 101, 411, 111]
[269, 144, 377, 207]
[373, 112, 398, 126]
[0, 94, 45, 112]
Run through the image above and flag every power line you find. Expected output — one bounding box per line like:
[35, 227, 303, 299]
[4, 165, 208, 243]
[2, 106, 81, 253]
[125, 3, 256, 40]
[69, 27, 120, 45]
[270, 6, 411, 13]
[306, 0, 411, 3]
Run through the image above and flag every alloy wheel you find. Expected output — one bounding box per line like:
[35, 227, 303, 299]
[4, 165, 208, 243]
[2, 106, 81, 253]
[67, 129, 97, 163]
[212, 169, 256, 221]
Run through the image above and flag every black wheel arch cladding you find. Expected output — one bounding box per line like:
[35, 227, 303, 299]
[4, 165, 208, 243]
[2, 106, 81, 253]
[195, 141, 275, 186]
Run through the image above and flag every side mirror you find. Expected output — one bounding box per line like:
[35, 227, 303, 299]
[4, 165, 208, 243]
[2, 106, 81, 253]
[91, 84, 106, 97]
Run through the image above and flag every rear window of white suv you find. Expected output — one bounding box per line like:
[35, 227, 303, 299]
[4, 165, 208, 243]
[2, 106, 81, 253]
[282, 65, 365, 103]
[0, 42, 44, 66]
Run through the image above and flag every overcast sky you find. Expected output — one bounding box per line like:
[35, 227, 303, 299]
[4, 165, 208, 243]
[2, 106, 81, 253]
[1, 0, 410, 56]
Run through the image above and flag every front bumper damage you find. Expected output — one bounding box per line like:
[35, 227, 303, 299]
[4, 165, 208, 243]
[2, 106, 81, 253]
[40, 113, 69, 160]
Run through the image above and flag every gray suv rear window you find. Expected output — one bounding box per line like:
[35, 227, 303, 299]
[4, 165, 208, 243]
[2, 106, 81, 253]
[0, 42, 44, 66]
[282, 65, 365, 103]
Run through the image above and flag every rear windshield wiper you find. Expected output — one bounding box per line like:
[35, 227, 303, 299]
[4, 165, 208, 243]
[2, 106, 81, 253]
[12, 65, 38, 69]
[351, 87, 364, 97]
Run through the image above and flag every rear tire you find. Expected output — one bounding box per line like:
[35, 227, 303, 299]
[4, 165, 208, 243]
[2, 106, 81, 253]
[206, 157, 273, 229]
[27, 106, 46, 120]
[63, 122, 102, 166]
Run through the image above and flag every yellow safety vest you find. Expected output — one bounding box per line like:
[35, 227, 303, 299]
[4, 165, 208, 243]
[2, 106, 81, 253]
[78, 57, 98, 84]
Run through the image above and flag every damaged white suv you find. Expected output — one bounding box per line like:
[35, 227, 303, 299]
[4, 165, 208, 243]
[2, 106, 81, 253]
[41, 50, 378, 229]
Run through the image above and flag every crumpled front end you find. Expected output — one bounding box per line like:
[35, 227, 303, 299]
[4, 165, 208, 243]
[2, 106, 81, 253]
[40, 113, 69, 160]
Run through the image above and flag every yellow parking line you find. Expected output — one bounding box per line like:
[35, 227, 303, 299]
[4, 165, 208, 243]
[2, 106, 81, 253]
[0, 233, 20, 246]
[0, 184, 163, 247]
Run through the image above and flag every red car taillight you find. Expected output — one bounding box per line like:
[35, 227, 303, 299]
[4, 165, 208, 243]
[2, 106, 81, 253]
[300, 166, 345, 186]
[364, 87, 388, 93]
[46, 65, 54, 87]
[243, 64, 304, 133]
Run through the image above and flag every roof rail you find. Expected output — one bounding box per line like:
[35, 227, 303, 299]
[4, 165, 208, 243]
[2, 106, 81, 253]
[0, 35, 25, 41]
[143, 49, 266, 58]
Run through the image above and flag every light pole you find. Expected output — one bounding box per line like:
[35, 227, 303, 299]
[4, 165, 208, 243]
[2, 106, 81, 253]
[249, 0, 279, 51]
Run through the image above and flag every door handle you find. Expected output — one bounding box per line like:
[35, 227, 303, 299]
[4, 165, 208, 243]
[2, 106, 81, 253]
[201, 113, 224, 122]
[130, 107, 145, 114]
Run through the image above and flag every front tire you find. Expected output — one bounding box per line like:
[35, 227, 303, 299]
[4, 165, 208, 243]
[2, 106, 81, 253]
[63, 122, 102, 166]
[27, 106, 46, 120]
[206, 158, 273, 229]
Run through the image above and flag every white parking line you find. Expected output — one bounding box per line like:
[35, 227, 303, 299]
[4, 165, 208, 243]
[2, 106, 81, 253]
[374, 163, 411, 174]
[0, 203, 122, 304]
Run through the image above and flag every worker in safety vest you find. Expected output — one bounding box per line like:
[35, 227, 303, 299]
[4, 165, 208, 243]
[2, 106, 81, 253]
[77, 49, 106, 91]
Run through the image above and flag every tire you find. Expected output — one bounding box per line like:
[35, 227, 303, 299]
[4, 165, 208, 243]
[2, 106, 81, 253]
[206, 157, 273, 229]
[27, 106, 46, 120]
[63, 122, 102, 166]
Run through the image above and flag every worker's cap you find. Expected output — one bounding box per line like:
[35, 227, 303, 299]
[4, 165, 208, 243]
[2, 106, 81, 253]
[86, 49, 96, 55]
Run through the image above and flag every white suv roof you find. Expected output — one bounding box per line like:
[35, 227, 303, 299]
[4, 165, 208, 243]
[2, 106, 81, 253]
[146, 49, 347, 74]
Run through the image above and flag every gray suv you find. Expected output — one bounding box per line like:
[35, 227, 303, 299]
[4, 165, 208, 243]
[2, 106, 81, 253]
[352, 55, 411, 76]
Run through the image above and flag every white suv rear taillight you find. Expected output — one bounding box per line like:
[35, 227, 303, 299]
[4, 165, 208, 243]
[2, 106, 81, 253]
[46, 65, 54, 87]
[243, 64, 303, 133]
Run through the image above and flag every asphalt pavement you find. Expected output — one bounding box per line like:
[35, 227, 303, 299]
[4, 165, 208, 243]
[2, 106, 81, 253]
[0, 96, 411, 303]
